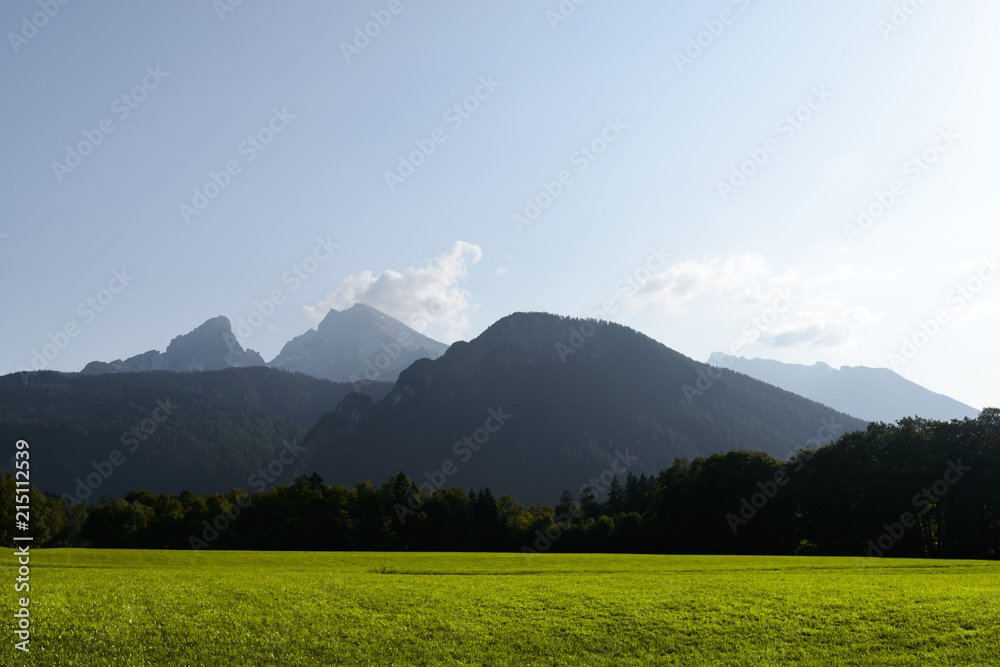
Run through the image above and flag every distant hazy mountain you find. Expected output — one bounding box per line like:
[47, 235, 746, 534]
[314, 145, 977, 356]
[301, 312, 866, 504]
[82, 316, 265, 374]
[707, 353, 980, 423]
[267, 303, 449, 384]
[1, 367, 393, 500]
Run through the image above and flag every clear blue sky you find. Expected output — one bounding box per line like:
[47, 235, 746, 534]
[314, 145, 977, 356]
[2, 0, 998, 410]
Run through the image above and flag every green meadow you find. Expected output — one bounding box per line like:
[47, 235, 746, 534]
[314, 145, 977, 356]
[2, 549, 998, 666]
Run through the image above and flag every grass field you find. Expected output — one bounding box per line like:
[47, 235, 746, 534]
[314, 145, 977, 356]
[2, 549, 999, 666]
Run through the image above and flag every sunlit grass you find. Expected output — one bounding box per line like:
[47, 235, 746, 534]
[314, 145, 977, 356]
[2, 549, 998, 665]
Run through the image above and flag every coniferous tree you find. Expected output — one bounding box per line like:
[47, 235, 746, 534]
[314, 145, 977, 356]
[625, 473, 642, 513]
[607, 476, 625, 515]
[579, 486, 599, 519]
[555, 489, 580, 519]
[473, 488, 500, 549]
[389, 471, 415, 508]
[638, 473, 655, 502]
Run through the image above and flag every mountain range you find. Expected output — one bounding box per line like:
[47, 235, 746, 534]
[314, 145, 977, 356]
[81, 316, 265, 374]
[298, 313, 867, 504]
[707, 353, 980, 423]
[267, 303, 449, 384]
[6, 306, 986, 506]
[1, 367, 393, 500]
[81, 304, 448, 385]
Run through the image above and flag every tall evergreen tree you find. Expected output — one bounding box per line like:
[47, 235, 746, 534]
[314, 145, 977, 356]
[579, 486, 599, 519]
[555, 489, 580, 519]
[608, 476, 625, 515]
[625, 473, 642, 513]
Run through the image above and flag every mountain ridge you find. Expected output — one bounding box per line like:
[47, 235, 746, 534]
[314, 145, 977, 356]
[707, 353, 980, 423]
[301, 312, 868, 504]
[81, 304, 449, 385]
[267, 303, 449, 384]
[0, 367, 394, 500]
[82, 316, 265, 375]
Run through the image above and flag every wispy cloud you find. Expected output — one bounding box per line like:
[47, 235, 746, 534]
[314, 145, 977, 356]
[622, 252, 882, 352]
[622, 252, 786, 313]
[757, 298, 882, 350]
[305, 241, 482, 341]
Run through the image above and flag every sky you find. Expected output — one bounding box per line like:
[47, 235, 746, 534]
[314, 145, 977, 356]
[1, 0, 998, 411]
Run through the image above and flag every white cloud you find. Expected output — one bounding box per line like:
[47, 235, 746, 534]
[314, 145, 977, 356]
[623, 252, 782, 313]
[304, 241, 482, 341]
[755, 299, 883, 351]
[624, 252, 883, 353]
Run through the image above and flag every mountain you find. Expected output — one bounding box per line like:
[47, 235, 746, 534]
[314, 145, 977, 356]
[707, 353, 980, 423]
[267, 303, 449, 384]
[79, 306, 447, 385]
[1, 367, 393, 500]
[299, 312, 867, 504]
[81, 316, 265, 374]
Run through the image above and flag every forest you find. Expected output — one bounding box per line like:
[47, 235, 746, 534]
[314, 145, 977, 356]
[3, 409, 998, 560]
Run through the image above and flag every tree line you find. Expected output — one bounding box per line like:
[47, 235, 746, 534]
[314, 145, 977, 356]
[3, 410, 998, 559]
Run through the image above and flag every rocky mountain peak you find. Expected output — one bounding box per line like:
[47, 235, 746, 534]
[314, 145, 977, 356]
[267, 304, 449, 383]
[81, 316, 264, 374]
